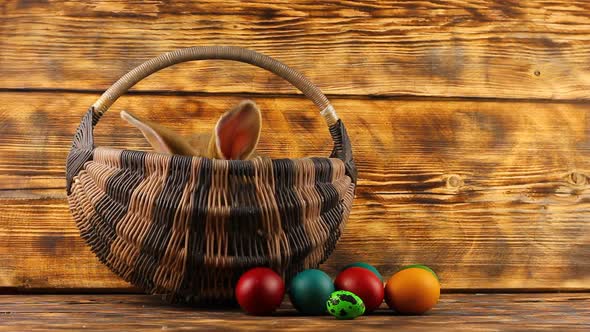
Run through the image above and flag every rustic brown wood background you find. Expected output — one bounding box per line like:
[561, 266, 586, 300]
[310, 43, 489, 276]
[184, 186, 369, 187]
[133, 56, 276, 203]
[1, 0, 589, 292]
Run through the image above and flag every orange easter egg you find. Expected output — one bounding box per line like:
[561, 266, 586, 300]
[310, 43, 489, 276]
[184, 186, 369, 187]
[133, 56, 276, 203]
[384, 267, 440, 314]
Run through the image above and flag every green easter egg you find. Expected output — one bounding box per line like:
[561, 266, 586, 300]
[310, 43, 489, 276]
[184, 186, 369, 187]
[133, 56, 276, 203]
[326, 290, 365, 320]
[399, 264, 439, 281]
[289, 269, 335, 315]
[342, 262, 383, 282]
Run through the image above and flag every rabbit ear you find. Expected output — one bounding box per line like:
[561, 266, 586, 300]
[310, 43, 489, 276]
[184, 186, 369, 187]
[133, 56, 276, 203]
[120, 110, 197, 155]
[214, 100, 262, 160]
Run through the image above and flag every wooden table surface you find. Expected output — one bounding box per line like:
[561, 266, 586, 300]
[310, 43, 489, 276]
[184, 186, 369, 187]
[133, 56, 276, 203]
[1, 293, 589, 331]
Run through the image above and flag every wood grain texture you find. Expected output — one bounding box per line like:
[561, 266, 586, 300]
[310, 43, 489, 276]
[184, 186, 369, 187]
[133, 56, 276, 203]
[2, 0, 590, 99]
[1, 91, 589, 290]
[0, 294, 589, 331]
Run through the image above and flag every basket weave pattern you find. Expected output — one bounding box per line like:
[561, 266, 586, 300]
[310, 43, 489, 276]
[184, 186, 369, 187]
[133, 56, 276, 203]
[65, 46, 356, 303]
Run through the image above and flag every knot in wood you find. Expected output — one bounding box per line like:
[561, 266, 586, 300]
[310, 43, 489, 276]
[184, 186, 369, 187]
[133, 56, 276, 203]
[446, 174, 464, 189]
[568, 172, 587, 186]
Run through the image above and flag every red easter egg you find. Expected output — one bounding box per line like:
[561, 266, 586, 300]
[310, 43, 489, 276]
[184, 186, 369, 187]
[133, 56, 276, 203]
[235, 267, 285, 315]
[335, 267, 384, 312]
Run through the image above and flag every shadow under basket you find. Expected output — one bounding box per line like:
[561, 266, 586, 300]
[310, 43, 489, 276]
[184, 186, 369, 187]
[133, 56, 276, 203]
[65, 46, 357, 304]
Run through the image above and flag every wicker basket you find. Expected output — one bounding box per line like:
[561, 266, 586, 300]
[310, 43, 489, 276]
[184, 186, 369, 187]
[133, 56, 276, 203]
[65, 46, 357, 304]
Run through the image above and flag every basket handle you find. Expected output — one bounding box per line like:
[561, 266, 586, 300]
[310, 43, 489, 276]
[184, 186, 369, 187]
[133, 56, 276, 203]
[68, 46, 356, 192]
[91, 46, 338, 126]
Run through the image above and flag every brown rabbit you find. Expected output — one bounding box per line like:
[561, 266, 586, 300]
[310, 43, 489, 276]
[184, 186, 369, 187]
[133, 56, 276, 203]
[120, 100, 261, 159]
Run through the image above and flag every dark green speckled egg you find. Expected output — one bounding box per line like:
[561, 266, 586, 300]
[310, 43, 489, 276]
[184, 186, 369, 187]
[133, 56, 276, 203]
[326, 290, 365, 320]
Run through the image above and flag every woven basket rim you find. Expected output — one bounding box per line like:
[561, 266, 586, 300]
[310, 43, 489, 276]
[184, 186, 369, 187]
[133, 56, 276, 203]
[93, 146, 345, 164]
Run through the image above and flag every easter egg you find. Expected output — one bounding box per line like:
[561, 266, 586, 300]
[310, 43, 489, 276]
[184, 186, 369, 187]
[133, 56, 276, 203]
[326, 290, 365, 319]
[335, 267, 384, 312]
[235, 267, 285, 315]
[399, 264, 439, 281]
[289, 269, 335, 315]
[384, 267, 440, 314]
[341, 262, 383, 281]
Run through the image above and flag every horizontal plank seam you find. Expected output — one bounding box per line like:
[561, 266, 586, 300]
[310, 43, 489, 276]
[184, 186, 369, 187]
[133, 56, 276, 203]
[0, 187, 66, 192]
[2, 288, 589, 294]
[2, 88, 590, 104]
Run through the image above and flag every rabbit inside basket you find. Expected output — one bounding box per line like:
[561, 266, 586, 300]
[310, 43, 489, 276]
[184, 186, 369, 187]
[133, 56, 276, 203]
[120, 99, 261, 160]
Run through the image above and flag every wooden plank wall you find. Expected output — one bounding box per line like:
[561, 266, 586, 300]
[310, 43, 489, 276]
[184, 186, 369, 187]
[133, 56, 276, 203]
[1, 0, 589, 292]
